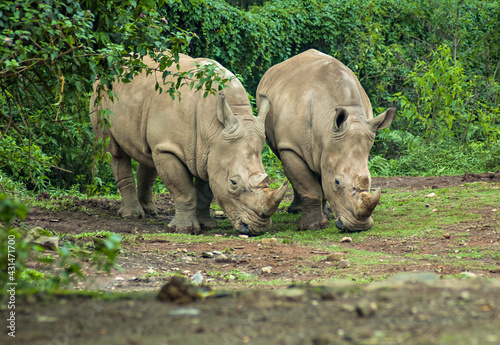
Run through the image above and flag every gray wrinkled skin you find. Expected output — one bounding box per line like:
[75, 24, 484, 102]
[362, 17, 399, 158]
[90, 53, 287, 235]
[257, 49, 395, 231]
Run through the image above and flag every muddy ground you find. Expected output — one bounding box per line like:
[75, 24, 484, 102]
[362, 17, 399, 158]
[4, 173, 500, 345]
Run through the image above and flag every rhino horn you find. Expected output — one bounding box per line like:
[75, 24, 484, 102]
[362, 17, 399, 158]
[257, 95, 271, 125]
[263, 181, 288, 217]
[356, 187, 381, 220]
[217, 93, 238, 130]
[249, 173, 270, 188]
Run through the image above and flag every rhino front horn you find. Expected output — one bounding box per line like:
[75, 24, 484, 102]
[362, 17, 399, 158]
[356, 187, 381, 220]
[263, 181, 288, 217]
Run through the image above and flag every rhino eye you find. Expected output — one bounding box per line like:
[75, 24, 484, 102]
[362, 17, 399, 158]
[334, 178, 340, 186]
[230, 179, 237, 186]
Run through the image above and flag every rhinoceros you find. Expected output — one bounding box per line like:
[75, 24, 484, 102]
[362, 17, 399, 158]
[256, 49, 395, 231]
[90, 53, 287, 235]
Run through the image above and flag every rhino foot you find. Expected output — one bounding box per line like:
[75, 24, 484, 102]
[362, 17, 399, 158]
[199, 216, 218, 230]
[118, 206, 145, 219]
[298, 216, 329, 231]
[167, 218, 202, 235]
[141, 203, 158, 217]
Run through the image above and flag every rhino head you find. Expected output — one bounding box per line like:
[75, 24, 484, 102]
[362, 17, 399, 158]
[322, 106, 395, 231]
[208, 94, 288, 235]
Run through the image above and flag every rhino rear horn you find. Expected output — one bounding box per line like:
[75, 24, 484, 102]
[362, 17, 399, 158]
[217, 93, 238, 130]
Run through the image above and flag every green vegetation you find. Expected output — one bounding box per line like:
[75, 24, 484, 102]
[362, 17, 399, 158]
[1, 0, 499, 195]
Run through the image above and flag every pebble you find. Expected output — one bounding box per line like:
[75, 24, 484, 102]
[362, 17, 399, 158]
[239, 235, 249, 239]
[115, 277, 124, 281]
[459, 271, 478, 278]
[146, 268, 156, 274]
[426, 192, 437, 197]
[215, 254, 229, 262]
[340, 237, 352, 243]
[201, 251, 214, 258]
[338, 259, 351, 268]
[443, 233, 451, 239]
[214, 211, 224, 217]
[262, 238, 278, 246]
[261, 266, 273, 274]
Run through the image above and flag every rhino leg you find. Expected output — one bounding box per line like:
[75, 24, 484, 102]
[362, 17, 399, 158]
[287, 188, 302, 214]
[137, 164, 159, 216]
[280, 150, 329, 230]
[195, 178, 217, 229]
[154, 152, 201, 234]
[110, 149, 145, 219]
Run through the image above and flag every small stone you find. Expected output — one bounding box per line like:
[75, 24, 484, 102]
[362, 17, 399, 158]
[443, 233, 451, 239]
[262, 238, 279, 246]
[340, 237, 352, 243]
[326, 253, 346, 262]
[201, 251, 214, 258]
[215, 254, 229, 262]
[459, 291, 471, 300]
[33, 236, 59, 250]
[212, 250, 222, 255]
[261, 266, 273, 274]
[426, 192, 437, 198]
[239, 235, 249, 239]
[228, 274, 236, 281]
[115, 277, 125, 281]
[215, 211, 224, 217]
[492, 209, 497, 212]
[146, 268, 156, 274]
[460, 271, 477, 278]
[338, 259, 351, 268]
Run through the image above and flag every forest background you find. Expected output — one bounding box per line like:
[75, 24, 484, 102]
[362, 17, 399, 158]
[1, 0, 499, 195]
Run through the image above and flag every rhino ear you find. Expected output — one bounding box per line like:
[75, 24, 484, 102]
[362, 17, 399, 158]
[368, 108, 395, 131]
[257, 94, 271, 125]
[217, 93, 238, 129]
[332, 107, 349, 132]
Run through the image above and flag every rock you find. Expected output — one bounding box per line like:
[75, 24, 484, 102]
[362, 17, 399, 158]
[338, 259, 351, 268]
[443, 233, 451, 239]
[33, 236, 59, 250]
[340, 237, 352, 243]
[326, 252, 346, 262]
[261, 266, 273, 274]
[426, 192, 437, 197]
[262, 238, 278, 246]
[190, 271, 203, 285]
[215, 254, 229, 262]
[214, 211, 224, 217]
[356, 299, 378, 317]
[239, 234, 249, 239]
[212, 250, 223, 255]
[115, 277, 124, 281]
[146, 268, 156, 274]
[201, 251, 214, 258]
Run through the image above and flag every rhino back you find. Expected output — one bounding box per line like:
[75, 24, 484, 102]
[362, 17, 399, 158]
[257, 49, 373, 171]
[93, 53, 252, 180]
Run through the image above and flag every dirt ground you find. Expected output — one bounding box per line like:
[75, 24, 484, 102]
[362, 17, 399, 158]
[5, 173, 500, 345]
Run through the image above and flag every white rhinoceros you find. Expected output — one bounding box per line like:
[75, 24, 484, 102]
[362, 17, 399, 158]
[257, 49, 394, 231]
[90, 53, 287, 235]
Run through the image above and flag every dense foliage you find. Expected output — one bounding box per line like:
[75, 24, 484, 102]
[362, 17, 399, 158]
[0, 0, 229, 192]
[1, 0, 499, 195]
